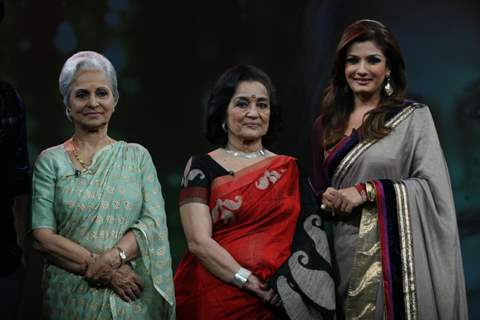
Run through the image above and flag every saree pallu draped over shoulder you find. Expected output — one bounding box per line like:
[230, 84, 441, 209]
[175, 155, 335, 320]
[31, 141, 175, 320]
[315, 103, 468, 320]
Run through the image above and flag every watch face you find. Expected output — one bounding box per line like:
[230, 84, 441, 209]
[116, 247, 127, 261]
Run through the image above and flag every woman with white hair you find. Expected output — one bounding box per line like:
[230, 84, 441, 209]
[31, 51, 175, 319]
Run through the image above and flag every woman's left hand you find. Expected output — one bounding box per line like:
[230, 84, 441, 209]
[269, 291, 282, 308]
[244, 275, 276, 304]
[84, 248, 120, 285]
[258, 283, 282, 308]
[110, 264, 144, 302]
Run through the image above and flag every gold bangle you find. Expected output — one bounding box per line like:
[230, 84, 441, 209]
[365, 181, 376, 202]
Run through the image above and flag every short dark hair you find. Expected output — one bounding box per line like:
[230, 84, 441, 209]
[205, 64, 282, 146]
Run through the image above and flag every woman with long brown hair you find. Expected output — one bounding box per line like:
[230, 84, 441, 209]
[312, 19, 468, 319]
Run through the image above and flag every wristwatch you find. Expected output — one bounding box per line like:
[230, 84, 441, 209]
[232, 267, 252, 289]
[115, 246, 127, 265]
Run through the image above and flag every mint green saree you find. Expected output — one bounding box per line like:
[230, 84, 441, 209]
[31, 141, 175, 319]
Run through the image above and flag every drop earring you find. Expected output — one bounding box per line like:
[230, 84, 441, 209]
[384, 75, 394, 96]
[66, 108, 72, 120]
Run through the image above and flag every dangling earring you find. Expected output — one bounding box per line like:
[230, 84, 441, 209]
[384, 75, 394, 96]
[222, 122, 228, 133]
[65, 108, 72, 121]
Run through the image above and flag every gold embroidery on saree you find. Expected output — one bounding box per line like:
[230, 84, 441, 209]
[358, 241, 381, 257]
[394, 182, 418, 320]
[333, 104, 417, 185]
[353, 303, 376, 320]
[344, 205, 382, 319]
[347, 261, 382, 297]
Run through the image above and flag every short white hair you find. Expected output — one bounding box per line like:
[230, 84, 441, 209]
[59, 51, 119, 119]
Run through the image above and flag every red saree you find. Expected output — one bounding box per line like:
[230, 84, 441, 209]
[175, 155, 300, 320]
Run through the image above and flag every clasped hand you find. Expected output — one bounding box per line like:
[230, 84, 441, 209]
[321, 186, 365, 215]
[84, 248, 144, 302]
[245, 274, 282, 308]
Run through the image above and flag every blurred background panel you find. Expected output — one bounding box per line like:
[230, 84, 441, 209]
[2, 0, 478, 318]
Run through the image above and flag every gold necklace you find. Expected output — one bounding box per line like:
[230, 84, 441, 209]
[71, 142, 91, 170]
[71, 137, 112, 170]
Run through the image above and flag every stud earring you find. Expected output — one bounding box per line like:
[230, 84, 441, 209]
[384, 75, 394, 96]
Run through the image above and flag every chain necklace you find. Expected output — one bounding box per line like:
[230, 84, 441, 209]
[224, 144, 266, 159]
[71, 137, 112, 170]
[71, 142, 91, 170]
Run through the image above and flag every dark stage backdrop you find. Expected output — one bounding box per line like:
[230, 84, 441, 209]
[2, 0, 478, 318]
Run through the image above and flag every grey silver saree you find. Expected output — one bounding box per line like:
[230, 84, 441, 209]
[312, 103, 468, 320]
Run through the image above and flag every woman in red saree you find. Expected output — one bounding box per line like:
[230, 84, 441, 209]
[174, 65, 335, 320]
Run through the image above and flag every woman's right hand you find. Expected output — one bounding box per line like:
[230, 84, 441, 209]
[321, 187, 338, 211]
[322, 186, 365, 214]
[84, 248, 120, 285]
[110, 264, 144, 302]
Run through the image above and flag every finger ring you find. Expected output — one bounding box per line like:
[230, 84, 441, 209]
[320, 203, 326, 210]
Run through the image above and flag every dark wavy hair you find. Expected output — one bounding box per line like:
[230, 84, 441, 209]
[320, 19, 407, 148]
[205, 64, 282, 146]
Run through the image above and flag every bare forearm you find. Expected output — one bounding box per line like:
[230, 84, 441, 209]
[190, 238, 241, 284]
[180, 203, 246, 285]
[33, 231, 92, 274]
[46, 253, 89, 275]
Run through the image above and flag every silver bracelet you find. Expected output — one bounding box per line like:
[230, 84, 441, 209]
[232, 267, 252, 288]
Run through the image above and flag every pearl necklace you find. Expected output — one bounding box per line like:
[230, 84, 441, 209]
[224, 145, 266, 159]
